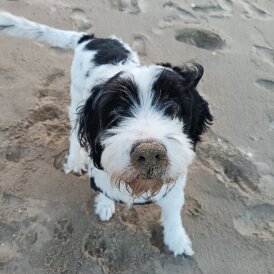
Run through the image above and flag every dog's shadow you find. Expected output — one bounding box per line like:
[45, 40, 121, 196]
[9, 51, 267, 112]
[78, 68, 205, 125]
[150, 224, 169, 254]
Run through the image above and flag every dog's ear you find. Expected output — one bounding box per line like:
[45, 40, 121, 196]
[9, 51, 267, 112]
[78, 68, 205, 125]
[77, 85, 104, 170]
[159, 62, 204, 89]
[188, 89, 213, 148]
[159, 62, 213, 148]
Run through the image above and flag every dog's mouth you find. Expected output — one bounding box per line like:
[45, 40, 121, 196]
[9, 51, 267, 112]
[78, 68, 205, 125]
[111, 168, 177, 198]
[125, 177, 175, 198]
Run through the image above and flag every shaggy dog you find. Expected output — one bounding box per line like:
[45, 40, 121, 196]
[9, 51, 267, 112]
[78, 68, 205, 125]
[0, 11, 213, 256]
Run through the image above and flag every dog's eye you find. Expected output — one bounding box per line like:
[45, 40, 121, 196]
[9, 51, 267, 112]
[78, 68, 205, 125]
[169, 101, 179, 110]
[166, 101, 180, 116]
[114, 106, 126, 115]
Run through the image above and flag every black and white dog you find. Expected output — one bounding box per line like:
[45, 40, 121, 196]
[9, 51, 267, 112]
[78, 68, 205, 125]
[0, 12, 212, 256]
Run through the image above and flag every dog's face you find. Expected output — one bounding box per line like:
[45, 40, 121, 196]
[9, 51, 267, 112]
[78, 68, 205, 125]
[78, 63, 212, 197]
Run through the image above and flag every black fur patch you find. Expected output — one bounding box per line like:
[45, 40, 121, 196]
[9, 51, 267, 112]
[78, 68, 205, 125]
[78, 34, 95, 44]
[77, 73, 139, 169]
[153, 63, 213, 148]
[84, 38, 130, 66]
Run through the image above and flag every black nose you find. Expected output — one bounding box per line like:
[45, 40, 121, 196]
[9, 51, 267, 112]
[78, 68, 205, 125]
[130, 140, 167, 171]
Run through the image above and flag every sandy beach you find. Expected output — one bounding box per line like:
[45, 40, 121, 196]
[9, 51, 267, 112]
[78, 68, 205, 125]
[0, 0, 274, 273]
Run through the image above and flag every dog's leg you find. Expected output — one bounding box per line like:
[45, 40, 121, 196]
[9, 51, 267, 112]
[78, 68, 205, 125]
[94, 193, 115, 221]
[64, 87, 88, 175]
[157, 181, 194, 257]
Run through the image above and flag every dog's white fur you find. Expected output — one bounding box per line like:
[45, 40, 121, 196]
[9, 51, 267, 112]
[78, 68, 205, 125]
[0, 11, 199, 256]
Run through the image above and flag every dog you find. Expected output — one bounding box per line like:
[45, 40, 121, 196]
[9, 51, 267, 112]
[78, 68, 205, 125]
[0, 11, 213, 256]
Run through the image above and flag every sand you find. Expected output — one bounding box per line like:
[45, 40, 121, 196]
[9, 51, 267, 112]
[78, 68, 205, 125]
[0, 0, 274, 273]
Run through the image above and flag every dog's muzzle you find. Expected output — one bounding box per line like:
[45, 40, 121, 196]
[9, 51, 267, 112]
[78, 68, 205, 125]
[110, 140, 174, 198]
[130, 140, 169, 176]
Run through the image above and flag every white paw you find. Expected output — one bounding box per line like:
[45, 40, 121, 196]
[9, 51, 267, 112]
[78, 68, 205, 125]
[64, 160, 87, 175]
[164, 228, 194, 257]
[94, 194, 115, 221]
[64, 151, 88, 175]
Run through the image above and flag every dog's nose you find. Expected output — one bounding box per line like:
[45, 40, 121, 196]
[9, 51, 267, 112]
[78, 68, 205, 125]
[130, 140, 168, 171]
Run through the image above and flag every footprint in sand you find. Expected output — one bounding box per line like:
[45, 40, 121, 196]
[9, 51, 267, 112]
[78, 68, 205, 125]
[175, 28, 225, 51]
[240, 0, 271, 20]
[83, 233, 107, 260]
[132, 34, 147, 56]
[44, 218, 75, 273]
[53, 218, 74, 241]
[218, 0, 233, 12]
[82, 224, 154, 273]
[253, 45, 274, 66]
[256, 79, 274, 92]
[190, 0, 233, 18]
[43, 69, 65, 88]
[0, 191, 52, 272]
[158, 2, 197, 30]
[82, 229, 130, 273]
[233, 204, 274, 240]
[119, 207, 139, 227]
[185, 195, 202, 217]
[163, 2, 196, 22]
[37, 88, 65, 101]
[109, 0, 142, 15]
[27, 103, 62, 124]
[192, 3, 223, 14]
[71, 8, 92, 32]
[5, 144, 29, 163]
[158, 1, 232, 32]
[198, 133, 260, 196]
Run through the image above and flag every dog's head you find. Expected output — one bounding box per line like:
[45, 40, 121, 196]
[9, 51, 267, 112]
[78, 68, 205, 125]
[77, 63, 213, 197]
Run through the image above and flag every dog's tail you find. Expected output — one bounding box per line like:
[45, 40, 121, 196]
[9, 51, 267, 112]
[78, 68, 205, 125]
[0, 11, 85, 49]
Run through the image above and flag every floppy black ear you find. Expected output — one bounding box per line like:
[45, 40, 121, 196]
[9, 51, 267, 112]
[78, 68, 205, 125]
[188, 89, 213, 148]
[77, 85, 104, 170]
[158, 62, 213, 148]
[159, 62, 204, 89]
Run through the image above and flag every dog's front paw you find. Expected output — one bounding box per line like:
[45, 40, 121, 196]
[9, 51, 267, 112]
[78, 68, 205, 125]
[64, 161, 86, 175]
[164, 228, 194, 257]
[64, 152, 88, 175]
[94, 193, 115, 221]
